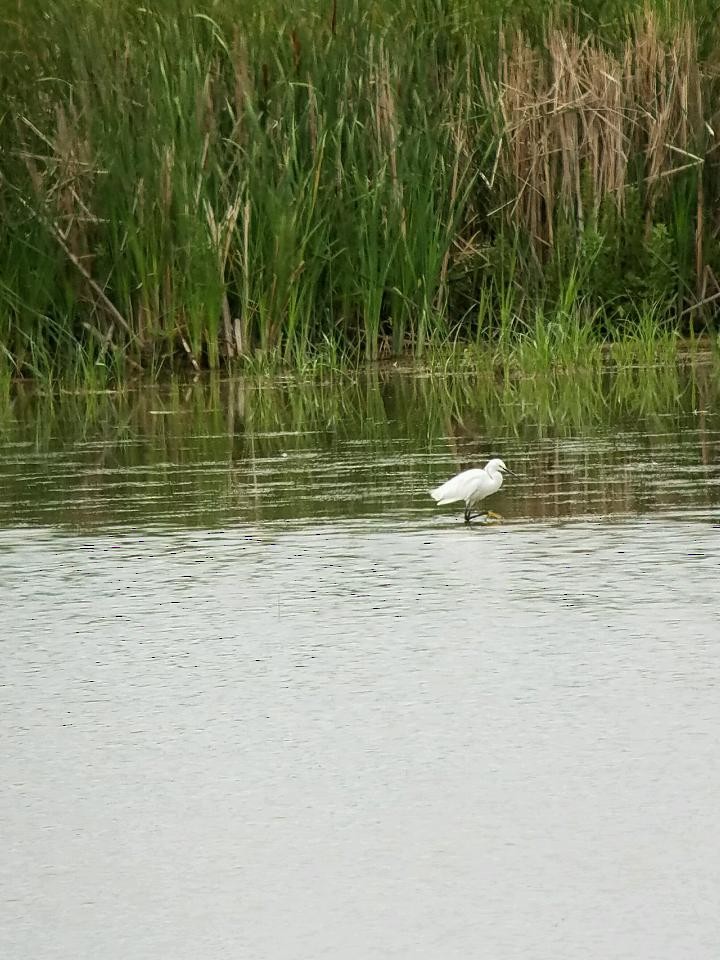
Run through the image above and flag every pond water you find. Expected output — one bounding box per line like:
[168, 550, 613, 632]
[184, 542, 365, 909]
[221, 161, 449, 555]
[2, 363, 720, 959]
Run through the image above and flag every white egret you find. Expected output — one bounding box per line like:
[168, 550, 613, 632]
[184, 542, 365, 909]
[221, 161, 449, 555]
[429, 457, 516, 524]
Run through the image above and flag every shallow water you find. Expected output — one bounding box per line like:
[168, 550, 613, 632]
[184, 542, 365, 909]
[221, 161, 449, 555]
[2, 366, 720, 959]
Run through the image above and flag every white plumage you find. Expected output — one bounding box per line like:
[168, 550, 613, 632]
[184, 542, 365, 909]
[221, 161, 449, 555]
[429, 457, 514, 523]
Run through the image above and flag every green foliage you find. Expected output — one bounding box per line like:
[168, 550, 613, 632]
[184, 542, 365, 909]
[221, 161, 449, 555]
[0, 0, 719, 378]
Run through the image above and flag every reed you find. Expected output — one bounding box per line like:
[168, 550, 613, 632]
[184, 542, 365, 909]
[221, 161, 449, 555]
[2, 0, 719, 376]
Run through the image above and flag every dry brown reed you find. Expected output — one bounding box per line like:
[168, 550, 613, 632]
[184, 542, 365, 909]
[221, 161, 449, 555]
[489, 10, 710, 276]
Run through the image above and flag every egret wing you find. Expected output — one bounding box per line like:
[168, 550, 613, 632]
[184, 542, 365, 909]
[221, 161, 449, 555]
[429, 468, 487, 505]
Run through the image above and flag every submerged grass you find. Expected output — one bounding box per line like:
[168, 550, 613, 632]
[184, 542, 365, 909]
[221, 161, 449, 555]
[5, 353, 715, 448]
[2, 0, 720, 377]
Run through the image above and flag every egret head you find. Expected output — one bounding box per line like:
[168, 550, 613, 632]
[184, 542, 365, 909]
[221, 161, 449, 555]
[486, 457, 516, 477]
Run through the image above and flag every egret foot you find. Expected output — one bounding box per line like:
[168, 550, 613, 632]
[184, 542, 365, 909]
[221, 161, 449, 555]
[486, 510, 503, 521]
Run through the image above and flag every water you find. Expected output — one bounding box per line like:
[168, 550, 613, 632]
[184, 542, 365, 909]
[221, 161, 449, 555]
[2, 365, 720, 959]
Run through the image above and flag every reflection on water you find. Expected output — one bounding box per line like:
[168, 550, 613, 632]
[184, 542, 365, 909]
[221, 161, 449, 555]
[0, 359, 719, 529]
[1, 363, 720, 960]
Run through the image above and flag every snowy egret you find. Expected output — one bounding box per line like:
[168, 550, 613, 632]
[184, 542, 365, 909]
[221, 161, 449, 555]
[429, 457, 516, 524]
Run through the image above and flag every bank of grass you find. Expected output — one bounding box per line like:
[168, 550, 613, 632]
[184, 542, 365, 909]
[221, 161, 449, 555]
[2, 0, 720, 378]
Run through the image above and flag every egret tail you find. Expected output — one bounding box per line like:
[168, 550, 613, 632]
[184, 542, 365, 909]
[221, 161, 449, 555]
[429, 483, 462, 505]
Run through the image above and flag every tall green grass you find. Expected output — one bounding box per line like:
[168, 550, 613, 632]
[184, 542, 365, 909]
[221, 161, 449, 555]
[1, 0, 720, 376]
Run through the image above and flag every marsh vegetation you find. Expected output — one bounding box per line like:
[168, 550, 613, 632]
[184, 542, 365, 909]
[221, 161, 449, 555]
[2, 0, 720, 377]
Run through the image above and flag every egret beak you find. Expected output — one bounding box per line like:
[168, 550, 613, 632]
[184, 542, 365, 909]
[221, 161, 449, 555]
[504, 468, 519, 477]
